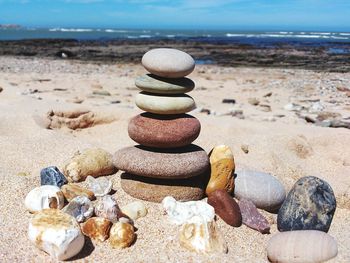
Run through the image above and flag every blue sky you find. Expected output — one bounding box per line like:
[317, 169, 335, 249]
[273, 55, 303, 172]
[0, 0, 349, 30]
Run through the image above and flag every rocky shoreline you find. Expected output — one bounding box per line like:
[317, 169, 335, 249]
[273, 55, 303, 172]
[0, 38, 349, 72]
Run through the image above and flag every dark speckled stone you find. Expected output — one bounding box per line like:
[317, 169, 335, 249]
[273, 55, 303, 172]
[113, 144, 209, 179]
[40, 166, 67, 187]
[277, 176, 336, 233]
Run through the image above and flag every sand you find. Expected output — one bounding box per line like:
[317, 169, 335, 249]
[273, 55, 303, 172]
[0, 56, 349, 262]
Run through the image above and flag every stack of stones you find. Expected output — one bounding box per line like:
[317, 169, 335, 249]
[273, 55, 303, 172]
[114, 48, 209, 202]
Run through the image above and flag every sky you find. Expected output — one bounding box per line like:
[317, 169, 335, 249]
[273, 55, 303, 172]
[0, 0, 349, 31]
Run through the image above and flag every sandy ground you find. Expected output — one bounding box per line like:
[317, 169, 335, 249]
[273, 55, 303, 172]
[0, 57, 349, 262]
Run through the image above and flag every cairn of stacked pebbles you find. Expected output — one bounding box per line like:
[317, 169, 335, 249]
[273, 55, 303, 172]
[114, 48, 209, 202]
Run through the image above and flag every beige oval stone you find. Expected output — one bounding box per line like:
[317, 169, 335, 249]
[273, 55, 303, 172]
[109, 222, 135, 249]
[267, 230, 338, 263]
[28, 209, 84, 261]
[61, 184, 95, 202]
[81, 217, 112, 242]
[121, 201, 147, 221]
[141, 48, 195, 78]
[63, 148, 117, 182]
[206, 145, 235, 196]
[135, 92, 196, 115]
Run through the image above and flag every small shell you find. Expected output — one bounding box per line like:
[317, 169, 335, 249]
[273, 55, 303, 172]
[25, 185, 64, 213]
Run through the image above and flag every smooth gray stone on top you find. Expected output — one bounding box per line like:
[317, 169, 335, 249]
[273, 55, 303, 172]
[234, 170, 286, 212]
[141, 48, 195, 78]
[135, 74, 195, 94]
[135, 92, 196, 115]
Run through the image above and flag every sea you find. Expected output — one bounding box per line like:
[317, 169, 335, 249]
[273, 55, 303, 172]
[1, 27, 350, 54]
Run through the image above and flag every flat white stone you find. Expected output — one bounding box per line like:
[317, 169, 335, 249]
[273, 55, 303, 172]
[141, 48, 195, 78]
[135, 92, 196, 115]
[25, 185, 64, 213]
[28, 209, 85, 261]
[234, 170, 286, 211]
[267, 230, 338, 263]
[121, 201, 147, 221]
[162, 196, 215, 225]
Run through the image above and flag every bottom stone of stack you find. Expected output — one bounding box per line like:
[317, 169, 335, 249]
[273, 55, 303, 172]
[120, 173, 207, 203]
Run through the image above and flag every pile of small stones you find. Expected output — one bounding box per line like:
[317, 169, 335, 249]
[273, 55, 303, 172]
[25, 48, 338, 262]
[25, 148, 147, 261]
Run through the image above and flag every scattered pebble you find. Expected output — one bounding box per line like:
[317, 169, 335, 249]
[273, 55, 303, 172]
[278, 176, 336, 232]
[207, 190, 242, 227]
[94, 195, 121, 223]
[206, 145, 235, 196]
[92, 90, 111, 96]
[248, 97, 260, 106]
[263, 92, 272, 97]
[238, 198, 270, 234]
[63, 148, 117, 182]
[284, 102, 303, 111]
[121, 201, 148, 221]
[82, 217, 112, 242]
[162, 196, 215, 225]
[62, 196, 94, 223]
[40, 166, 67, 187]
[86, 175, 112, 197]
[258, 104, 271, 112]
[222, 98, 236, 104]
[61, 184, 95, 202]
[109, 222, 135, 249]
[28, 209, 84, 260]
[25, 185, 65, 213]
[234, 170, 285, 212]
[267, 230, 338, 263]
[241, 144, 249, 154]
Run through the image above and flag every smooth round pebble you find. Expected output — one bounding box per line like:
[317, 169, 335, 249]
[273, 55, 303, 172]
[135, 74, 195, 94]
[62, 196, 94, 223]
[40, 166, 67, 187]
[114, 144, 209, 179]
[109, 222, 135, 249]
[128, 113, 201, 148]
[234, 170, 286, 212]
[25, 185, 65, 213]
[86, 175, 112, 197]
[121, 201, 147, 221]
[28, 209, 84, 261]
[277, 176, 336, 232]
[141, 48, 195, 78]
[121, 173, 205, 203]
[135, 92, 196, 115]
[207, 189, 242, 227]
[267, 230, 338, 263]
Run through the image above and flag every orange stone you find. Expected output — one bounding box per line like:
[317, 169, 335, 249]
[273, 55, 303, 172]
[81, 217, 112, 242]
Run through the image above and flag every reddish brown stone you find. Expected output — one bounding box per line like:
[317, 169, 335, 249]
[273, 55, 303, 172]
[128, 113, 201, 148]
[207, 189, 242, 227]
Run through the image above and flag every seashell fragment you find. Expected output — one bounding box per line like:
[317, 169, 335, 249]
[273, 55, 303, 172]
[267, 230, 338, 263]
[86, 175, 112, 197]
[63, 148, 117, 182]
[62, 196, 94, 223]
[179, 218, 228, 254]
[162, 196, 214, 225]
[94, 195, 121, 223]
[109, 222, 135, 249]
[28, 209, 84, 261]
[25, 185, 64, 213]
